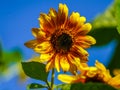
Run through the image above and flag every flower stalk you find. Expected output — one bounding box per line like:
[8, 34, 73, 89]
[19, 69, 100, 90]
[51, 68, 55, 90]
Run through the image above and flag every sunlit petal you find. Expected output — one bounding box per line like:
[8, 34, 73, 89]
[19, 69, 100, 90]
[60, 56, 70, 72]
[34, 41, 52, 53]
[58, 74, 78, 83]
[55, 54, 60, 72]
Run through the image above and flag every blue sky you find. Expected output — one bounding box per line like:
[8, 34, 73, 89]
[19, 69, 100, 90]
[0, 0, 115, 90]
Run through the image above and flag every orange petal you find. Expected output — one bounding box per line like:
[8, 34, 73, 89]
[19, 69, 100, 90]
[46, 59, 54, 72]
[24, 39, 39, 49]
[48, 8, 57, 27]
[76, 35, 96, 45]
[32, 28, 46, 38]
[69, 64, 77, 75]
[60, 56, 70, 72]
[34, 41, 52, 53]
[39, 13, 55, 34]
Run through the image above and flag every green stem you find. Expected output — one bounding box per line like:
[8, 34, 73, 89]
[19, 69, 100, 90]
[51, 68, 55, 90]
[46, 80, 51, 90]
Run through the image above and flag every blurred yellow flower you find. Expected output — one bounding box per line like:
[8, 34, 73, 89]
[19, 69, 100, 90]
[58, 60, 120, 89]
[24, 3, 96, 72]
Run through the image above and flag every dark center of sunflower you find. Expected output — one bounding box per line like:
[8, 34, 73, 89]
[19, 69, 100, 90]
[51, 33, 73, 53]
[85, 75, 104, 83]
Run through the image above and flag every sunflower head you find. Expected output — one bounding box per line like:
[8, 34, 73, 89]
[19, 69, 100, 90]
[25, 3, 96, 72]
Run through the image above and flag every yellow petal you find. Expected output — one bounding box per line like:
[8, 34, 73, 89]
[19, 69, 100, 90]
[76, 35, 96, 45]
[86, 67, 98, 77]
[67, 12, 86, 35]
[58, 3, 68, 26]
[70, 12, 80, 23]
[69, 13, 86, 31]
[78, 23, 92, 35]
[60, 56, 70, 72]
[108, 74, 120, 88]
[75, 41, 91, 48]
[74, 45, 89, 57]
[79, 16, 86, 24]
[24, 40, 38, 49]
[39, 52, 54, 63]
[55, 54, 60, 72]
[32, 28, 46, 38]
[46, 59, 54, 72]
[29, 56, 40, 62]
[34, 41, 52, 53]
[103, 70, 112, 82]
[95, 60, 106, 71]
[58, 74, 78, 83]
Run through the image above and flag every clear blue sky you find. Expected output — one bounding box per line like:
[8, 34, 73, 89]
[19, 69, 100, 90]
[0, 0, 115, 90]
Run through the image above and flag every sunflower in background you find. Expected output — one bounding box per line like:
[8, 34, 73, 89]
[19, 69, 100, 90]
[58, 60, 120, 89]
[25, 3, 96, 73]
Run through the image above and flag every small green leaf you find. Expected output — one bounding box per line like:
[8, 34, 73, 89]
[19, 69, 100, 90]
[27, 83, 47, 89]
[70, 82, 116, 90]
[22, 61, 49, 82]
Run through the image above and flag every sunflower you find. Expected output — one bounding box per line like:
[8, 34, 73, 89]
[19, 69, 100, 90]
[25, 3, 96, 72]
[58, 60, 120, 89]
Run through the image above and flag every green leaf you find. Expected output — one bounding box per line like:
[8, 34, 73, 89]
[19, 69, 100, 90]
[115, 0, 120, 34]
[108, 42, 120, 75]
[89, 27, 118, 46]
[27, 83, 47, 89]
[22, 61, 49, 82]
[70, 82, 116, 90]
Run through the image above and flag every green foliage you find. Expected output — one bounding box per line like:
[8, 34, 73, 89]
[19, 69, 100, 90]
[108, 42, 120, 74]
[56, 84, 71, 90]
[89, 1, 120, 74]
[22, 61, 49, 82]
[27, 83, 47, 89]
[0, 42, 22, 73]
[89, 3, 118, 46]
[92, 3, 117, 29]
[115, 0, 120, 34]
[70, 82, 116, 90]
[90, 27, 118, 46]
